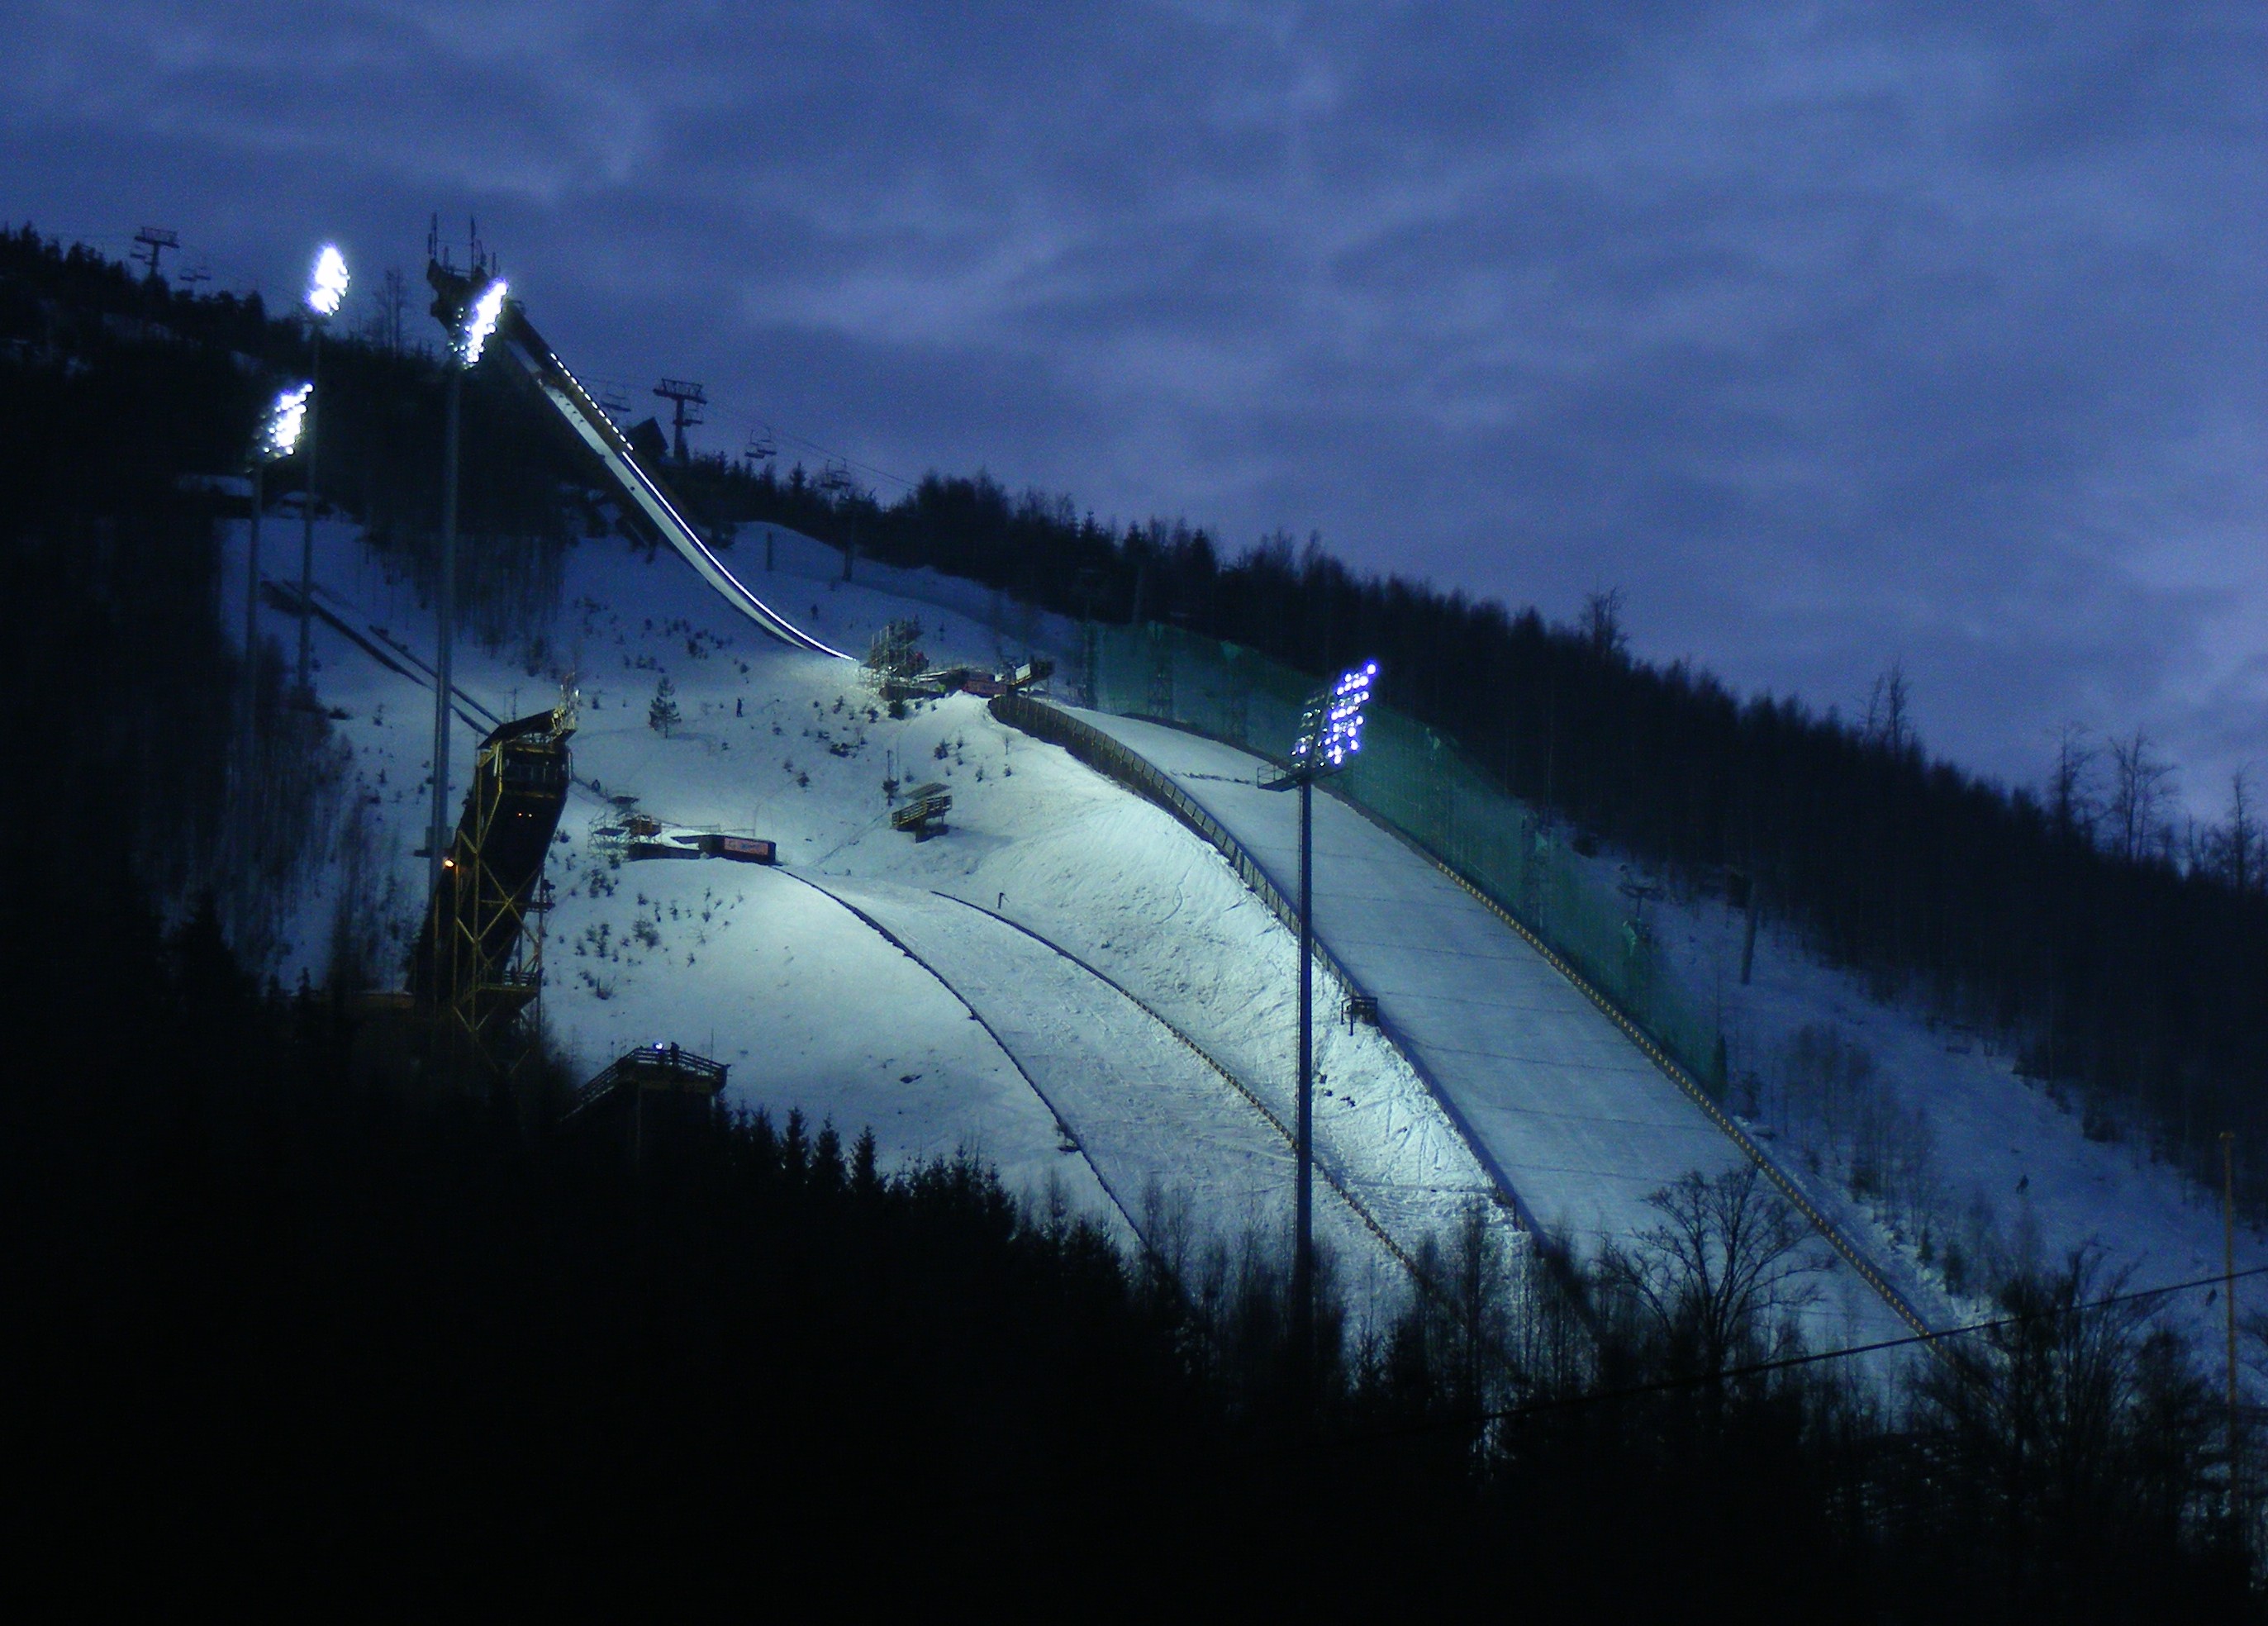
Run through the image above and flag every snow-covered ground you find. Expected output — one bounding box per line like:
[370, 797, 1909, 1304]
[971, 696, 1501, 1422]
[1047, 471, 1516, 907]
[1072, 711, 1928, 1357]
[231, 515, 1502, 1315]
[223, 507, 2256, 1376]
[798, 872, 1402, 1291]
[1594, 863, 2266, 1372]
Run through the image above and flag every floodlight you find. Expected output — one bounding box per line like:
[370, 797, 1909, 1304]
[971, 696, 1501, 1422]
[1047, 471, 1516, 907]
[459, 278, 509, 365]
[1290, 660, 1376, 775]
[307, 244, 349, 318]
[259, 381, 313, 462]
[1269, 652, 1379, 1396]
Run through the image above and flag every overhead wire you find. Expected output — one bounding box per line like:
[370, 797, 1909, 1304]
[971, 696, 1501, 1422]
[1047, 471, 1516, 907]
[1474, 1257, 2268, 1429]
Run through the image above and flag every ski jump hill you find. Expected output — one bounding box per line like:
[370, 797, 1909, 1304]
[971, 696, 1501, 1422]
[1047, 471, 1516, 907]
[993, 699, 1939, 1348]
[273, 267, 1947, 1348]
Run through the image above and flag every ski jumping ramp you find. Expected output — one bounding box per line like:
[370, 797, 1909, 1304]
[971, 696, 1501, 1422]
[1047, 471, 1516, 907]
[1050, 706, 1933, 1350]
[792, 874, 1405, 1288]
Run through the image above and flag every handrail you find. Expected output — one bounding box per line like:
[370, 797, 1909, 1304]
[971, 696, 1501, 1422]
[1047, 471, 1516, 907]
[560, 1044, 730, 1125]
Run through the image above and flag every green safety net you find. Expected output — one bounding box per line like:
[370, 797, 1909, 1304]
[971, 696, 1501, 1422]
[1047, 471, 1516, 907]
[1081, 621, 1725, 1096]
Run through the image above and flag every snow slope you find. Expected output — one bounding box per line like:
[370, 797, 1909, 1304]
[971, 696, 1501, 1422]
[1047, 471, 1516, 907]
[1070, 711, 1927, 1355]
[801, 873, 1400, 1286]
[232, 516, 1505, 1304]
[1619, 861, 2266, 1371]
[239, 507, 2247, 1370]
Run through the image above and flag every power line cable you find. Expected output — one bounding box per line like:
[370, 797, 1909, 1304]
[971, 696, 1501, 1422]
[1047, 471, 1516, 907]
[1479, 1258, 2268, 1428]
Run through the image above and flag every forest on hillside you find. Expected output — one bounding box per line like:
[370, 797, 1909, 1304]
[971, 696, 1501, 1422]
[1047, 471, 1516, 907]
[7, 217, 2266, 1217]
[689, 458, 2268, 1214]
[4, 225, 2266, 1611]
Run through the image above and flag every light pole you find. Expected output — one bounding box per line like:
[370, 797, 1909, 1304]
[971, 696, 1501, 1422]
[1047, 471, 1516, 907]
[2225, 1130, 2241, 1513]
[297, 245, 349, 699]
[1263, 659, 1377, 1397]
[243, 382, 312, 851]
[427, 274, 509, 903]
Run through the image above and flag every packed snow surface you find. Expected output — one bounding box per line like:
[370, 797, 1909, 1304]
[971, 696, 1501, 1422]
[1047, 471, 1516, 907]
[1071, 711, 1925, 1354]
[226, 510, 2261, 1374]
[237, 517, 1503, 1305]
[798, 873, 1399, 1288]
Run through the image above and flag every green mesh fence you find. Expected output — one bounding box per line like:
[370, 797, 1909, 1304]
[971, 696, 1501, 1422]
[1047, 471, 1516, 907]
[1083, 621, 1725, 1096]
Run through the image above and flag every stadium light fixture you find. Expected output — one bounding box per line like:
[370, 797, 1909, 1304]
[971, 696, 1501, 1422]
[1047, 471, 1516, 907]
[1265, 658, 1379, 1401]
[459, 278, 509, 366]
[1289, 660, 1376, 776]
[259, 381, 312, 463]
[307, 244, 349, 317]
[429, 274, 509, 902]
[294, 245, 350, 697]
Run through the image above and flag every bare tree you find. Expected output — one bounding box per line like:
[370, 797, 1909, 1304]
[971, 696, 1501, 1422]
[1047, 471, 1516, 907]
[1581, 587, 1628, 661]
[2210, 767, 2260, 895]
[2106, 729, 2176, 863]
[1864, 659, 1914, 758]
[2047, 723, 2099, 844]
[1916, 1248, 2212, 1557]
[1594, 1163, 1828, 1376]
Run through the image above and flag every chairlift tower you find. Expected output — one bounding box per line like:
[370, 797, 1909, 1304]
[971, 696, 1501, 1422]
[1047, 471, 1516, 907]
[131, 226, 179, 282]
[654, 378, 706, 462]
[816, 462, 859, 579]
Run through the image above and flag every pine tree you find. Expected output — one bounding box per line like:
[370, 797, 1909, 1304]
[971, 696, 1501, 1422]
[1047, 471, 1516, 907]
[649, 675, 681, 736]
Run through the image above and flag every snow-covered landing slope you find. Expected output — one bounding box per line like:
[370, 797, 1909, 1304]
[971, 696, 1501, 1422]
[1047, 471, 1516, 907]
[799, 874, 1402, 1289]
[1071, 711, 1928, 1355]
[235, 517, 1505, 1294]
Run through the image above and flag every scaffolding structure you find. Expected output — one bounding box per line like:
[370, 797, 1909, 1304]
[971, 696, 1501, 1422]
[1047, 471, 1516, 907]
[411, 694, 577, 1078]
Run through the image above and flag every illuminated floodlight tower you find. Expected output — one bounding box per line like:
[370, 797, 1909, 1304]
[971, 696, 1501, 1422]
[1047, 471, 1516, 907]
[242, 382, 312, 844]
[1263, 658, 1377, 1391]
[427, 275, 510, 903]
[296, 244, 349, 697]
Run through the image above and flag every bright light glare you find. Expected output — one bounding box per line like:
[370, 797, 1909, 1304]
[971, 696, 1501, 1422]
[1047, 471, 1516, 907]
[459, 278, 509, 365]
[1291, 660, 1377, 773]
[260, 381, 313, 461]
[307, 244, 349, 317]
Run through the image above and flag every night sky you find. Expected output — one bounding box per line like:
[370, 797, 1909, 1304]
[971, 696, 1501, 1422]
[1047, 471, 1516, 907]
[10, 3, 2263, 811]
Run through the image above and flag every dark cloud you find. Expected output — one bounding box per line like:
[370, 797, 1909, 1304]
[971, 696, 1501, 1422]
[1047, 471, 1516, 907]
[7, 1, 2263, 806]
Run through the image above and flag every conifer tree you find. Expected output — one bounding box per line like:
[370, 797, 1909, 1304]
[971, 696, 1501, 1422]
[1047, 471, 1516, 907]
[649, 674, 680, 736]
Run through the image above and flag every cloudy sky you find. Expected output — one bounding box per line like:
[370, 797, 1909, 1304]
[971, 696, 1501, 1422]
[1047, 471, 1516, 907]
[9, 2, 2264, 809]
